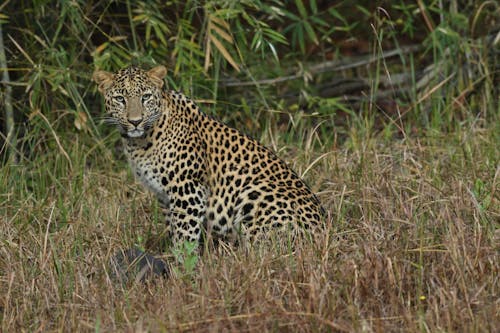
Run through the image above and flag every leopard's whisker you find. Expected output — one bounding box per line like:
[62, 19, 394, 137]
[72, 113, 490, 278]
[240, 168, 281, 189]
[97, 116, 120, 125]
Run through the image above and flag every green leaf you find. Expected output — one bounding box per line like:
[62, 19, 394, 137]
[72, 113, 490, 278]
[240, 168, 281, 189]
[251, 30, 262, 50]
[328, 8, 348, 25]
[266, 41, 279, 62]
[282, 7, 300, 21]
[295, 0, 308, 18]
[310, 0, 317, 14]
[303, 21, 318, 44]
[356, 5, 371, 17]
[263, 27, 288, 45]
[311, 16, 328, 28]
[296, 24, 305, 53]
[153, 24, 167, 45]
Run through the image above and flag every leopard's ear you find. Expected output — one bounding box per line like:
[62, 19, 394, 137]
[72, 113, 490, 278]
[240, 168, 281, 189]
[92, 70, 114, 93]
[147, 65, 167, 88]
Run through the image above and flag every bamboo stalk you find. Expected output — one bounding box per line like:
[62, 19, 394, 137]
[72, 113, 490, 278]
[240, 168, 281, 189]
[0, 23, 16, 163]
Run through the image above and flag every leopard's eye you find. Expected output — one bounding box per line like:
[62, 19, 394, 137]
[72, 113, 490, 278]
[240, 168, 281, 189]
[142, 93, 152, 103]
[113, 95, 125, 104]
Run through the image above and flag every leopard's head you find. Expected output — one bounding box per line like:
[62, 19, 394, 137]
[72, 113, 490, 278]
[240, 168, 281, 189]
[93, 66, 167, 138]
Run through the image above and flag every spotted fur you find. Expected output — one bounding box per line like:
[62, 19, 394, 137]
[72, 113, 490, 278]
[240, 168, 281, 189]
[93, 66, 325, 247]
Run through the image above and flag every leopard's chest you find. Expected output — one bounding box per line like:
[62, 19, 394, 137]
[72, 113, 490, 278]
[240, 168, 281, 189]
[125, 144, 170, 202]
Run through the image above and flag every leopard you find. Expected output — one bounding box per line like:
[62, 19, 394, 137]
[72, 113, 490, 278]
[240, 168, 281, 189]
[93, 65, 325, 249]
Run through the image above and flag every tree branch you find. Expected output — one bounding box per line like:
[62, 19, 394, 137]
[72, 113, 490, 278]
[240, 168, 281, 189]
[221, 45, 421, 87]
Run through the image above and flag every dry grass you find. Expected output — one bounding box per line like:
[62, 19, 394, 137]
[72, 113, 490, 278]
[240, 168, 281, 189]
[0, 125, 498, 332]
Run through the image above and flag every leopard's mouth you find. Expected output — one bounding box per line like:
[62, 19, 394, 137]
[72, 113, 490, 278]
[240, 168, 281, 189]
[118, 117, 158, 139]
[127, 129, 145, 138]
[118, 125, 145, 138]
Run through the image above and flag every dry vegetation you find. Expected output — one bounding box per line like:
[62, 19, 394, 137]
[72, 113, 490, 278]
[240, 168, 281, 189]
[1, 123, 498, 332]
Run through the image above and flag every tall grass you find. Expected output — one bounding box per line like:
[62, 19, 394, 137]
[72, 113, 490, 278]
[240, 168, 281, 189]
[1, 124, 498, 331]
[1, 0, 499, 331]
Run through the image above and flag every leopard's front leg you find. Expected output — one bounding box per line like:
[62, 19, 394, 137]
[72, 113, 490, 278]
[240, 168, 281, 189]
[167, 181, 208, 247]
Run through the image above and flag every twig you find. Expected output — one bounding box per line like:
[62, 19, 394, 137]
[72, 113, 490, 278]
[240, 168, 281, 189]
[34, 109, 73, 170]
[416, 0, 435, 32]
[309, 44, 421, 74]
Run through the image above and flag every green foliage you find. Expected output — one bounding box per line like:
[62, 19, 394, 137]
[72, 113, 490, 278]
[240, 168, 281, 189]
[282, 0, 327, 54]
[1, 1, 498, 160]
[172, 241, 199, 279]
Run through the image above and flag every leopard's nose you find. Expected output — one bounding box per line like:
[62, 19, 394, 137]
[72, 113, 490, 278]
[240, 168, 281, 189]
[128, 118, 142, 127]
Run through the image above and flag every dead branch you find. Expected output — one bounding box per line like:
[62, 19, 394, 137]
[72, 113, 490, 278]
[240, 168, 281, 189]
[221, 44, 422, 87]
